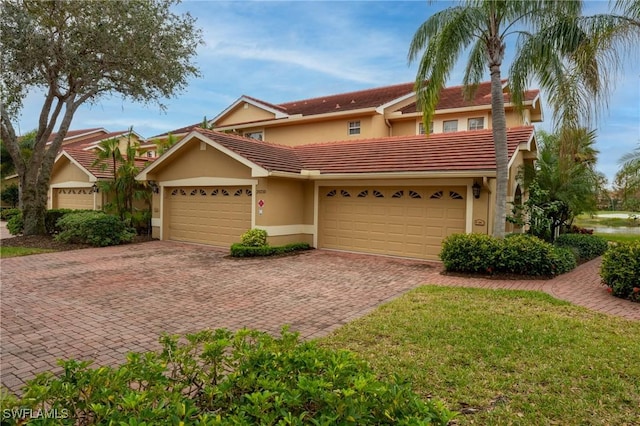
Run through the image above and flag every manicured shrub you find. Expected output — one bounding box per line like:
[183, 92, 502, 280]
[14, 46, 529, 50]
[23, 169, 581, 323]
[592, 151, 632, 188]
[55, 211, 135, 247]
[600, 241, 640, 302]
[440, 233, 500, 274]
[6, 212, 23, 235]
[5, 328, 455, 425]
[44, 208, 77, 235]
[441, 233, 577, 277]
[554, 233, 609, 262]
[0, 208, 21, 221]
[230, 242, 311, 257]
[240, 228, 268, 247]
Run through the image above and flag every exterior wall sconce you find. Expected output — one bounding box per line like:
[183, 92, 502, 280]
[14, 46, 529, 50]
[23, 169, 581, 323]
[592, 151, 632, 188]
[92, 183, 99, 193]
[472, 181, 481, 199]
[148, 180, 160, 194]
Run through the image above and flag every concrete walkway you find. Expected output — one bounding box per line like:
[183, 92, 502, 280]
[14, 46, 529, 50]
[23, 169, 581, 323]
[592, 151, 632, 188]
[1, 237, 638, 395]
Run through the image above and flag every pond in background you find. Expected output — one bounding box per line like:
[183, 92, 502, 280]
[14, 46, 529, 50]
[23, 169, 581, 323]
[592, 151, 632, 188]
[591, 226, 640, 235]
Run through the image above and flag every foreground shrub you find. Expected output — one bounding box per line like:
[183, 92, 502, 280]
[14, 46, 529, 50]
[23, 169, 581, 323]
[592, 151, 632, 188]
[231, 242, 311, 257]
[441, 233, 577, 277]
[5, 328, 455, 425]
[55, 211, 135, 247]
[240, 228, 268, 247]
[440, 233, 500, 274]
[0, 208, 21, 221]
[555, 233, 608, 262]
[600, 241, 640, 302]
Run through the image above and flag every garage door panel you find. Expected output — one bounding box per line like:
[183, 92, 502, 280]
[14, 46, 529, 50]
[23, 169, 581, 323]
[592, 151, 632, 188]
[319, 186, 466, 260]
[168, 186, 250, 247]
[55, 188, 94, 210]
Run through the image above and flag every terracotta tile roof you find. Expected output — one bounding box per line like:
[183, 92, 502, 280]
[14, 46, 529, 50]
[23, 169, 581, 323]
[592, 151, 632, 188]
[195, 127, 534, 175]
[277, 82, 415, 116]
[150, 123, 200, 139]
[198, 129, 303, 174]
[63, 149, 153, 179]
[294, 127, 534, 173]
[57, 131, 132, 150]
[397, 82, 539, 114]
[48, 128, 105, 143]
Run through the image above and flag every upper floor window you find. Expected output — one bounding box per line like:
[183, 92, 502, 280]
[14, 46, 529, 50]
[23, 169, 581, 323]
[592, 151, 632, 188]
[468, 117, 484, 131]
[443, 120, 458, 133]
[146, 151, 155, 158]
[418, 122, 434, 135]
[348, 121, 361, 135]
[244, 131, 263, 141]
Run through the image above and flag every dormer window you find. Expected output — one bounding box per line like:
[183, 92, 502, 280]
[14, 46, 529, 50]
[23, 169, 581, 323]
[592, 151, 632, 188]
[443, 120, 458, 133]
[468, 117, 484, 131]
[244, 131, 263, 141]
[348, 121, 361, 135]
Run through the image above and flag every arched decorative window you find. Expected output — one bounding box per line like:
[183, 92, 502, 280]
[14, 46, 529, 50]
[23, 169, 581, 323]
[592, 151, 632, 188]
[234, 189, 243, 196]
[392, 190, 404, 198]
[245, 189, 252, 196]
[179, 189, 187, 196]
[326, 189, 337, 197]
[340, 189, 351, 197]
[409, 190, 422, 199]
[373, 190, 384, 198]
[449, 191, 463, 200]
[221, 189, 229, 196]
[199, 189, 207, 196]
[190, 189, 198, 196]
[357, 190, 368, 198]
[211, 189, 219, 196]
[430, 191, 443, 199]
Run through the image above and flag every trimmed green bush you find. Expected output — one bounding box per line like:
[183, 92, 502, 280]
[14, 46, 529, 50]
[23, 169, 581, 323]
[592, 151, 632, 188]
[6, 212, 23, 235]
[55, 211, 135, 247]
[440, 233, 500, 274]
[554, 233, 609, 262]
[600, 241, 640, 302]
[441, 233, 577, 277]
[45, 208, 84, 235]
[240, 228, 268, 247]
[5, 328, 455, 425]
[0, 208, 21, 221]
[230, 242, 311, 257]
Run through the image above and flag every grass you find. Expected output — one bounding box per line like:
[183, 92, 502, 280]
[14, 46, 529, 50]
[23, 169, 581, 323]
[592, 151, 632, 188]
[0, 246, 54, 258]
[320, 286, 640, 426]
[600, 233, 640, 244]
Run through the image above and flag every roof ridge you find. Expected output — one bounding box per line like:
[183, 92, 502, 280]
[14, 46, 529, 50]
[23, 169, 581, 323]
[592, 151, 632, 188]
[278, 82, 415, 107]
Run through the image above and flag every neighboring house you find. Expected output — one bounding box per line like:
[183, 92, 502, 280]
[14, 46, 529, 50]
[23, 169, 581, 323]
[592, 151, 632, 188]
[136, 81, 540, 261]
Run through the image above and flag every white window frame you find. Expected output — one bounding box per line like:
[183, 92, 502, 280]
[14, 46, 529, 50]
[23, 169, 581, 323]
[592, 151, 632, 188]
[418, 122, 434, 135]
[348, 121, 361, 135]
[244, 131, 263, 141]
[468, 117, 484, 131]
[443, 120, 458, 133]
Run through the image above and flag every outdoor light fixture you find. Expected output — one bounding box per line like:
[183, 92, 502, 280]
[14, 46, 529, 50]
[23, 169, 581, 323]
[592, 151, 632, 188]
[472, 181, 481, 199]
[92, 183, 99, 193]
[148, 180, 160, 194]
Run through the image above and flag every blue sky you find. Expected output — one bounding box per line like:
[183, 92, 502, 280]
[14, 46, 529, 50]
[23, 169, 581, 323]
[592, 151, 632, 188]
[15, 0, 640, 184]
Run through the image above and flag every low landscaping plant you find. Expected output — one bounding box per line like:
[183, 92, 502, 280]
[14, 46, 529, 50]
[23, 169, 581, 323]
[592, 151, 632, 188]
[0, 207, 21, 221]
[600, 241, 640, 302]
[554, 233, 609, 262]
[55, 211, 135, 247]
[6, 211, 23, 235]
[3, 328, 455, 425]
[230, 242, 311, 257]
[240, 228, 268, 247]
[441, 233, 576, 277]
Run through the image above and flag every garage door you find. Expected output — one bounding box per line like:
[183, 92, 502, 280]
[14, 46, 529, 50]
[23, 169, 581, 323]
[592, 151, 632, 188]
[167, 186, 251, 246]
[54, 188, 94, 210]
[319, 187, 466, 260]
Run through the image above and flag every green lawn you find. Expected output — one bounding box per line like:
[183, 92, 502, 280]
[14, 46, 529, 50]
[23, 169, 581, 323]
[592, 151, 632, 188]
[0, 246, 54, 258]
[320, 286, 640, 426]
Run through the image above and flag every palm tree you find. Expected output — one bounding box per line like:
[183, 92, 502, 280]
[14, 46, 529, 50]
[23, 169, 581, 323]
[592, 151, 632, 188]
[93, 137, 124, 218]
[408, 1, 604, 238]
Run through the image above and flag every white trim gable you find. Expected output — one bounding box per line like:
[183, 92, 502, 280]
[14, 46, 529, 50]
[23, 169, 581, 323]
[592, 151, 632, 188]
[375, 91, 416, 114]
[136, 130, 269, 181]
[507, 132, 537, 170]
[54, 151, 98, 182]
[82, 130, 147, 151]
[211, 96, 289, 125]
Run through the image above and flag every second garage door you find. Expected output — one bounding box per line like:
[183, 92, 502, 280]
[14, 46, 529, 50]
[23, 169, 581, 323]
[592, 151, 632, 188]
[319, 186, 466, 260]
[167, 186, 251, 247]
[54, 188, 94, 210]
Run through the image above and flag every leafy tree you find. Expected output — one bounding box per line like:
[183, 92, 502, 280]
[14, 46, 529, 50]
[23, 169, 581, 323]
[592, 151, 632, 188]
[154, 132, 179, 156]
[614, 144, 640, 211]
[1, 184, 20, 208]
[0, 0, 202, 235]
[408, 1, 614, 238]
[0, 129, 36, 179]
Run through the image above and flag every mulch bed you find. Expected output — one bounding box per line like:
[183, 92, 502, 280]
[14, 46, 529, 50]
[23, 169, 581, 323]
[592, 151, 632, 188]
[1, 234, 155, 252]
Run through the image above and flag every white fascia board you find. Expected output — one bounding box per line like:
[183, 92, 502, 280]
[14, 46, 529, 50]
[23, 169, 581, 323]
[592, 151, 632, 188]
[507, 131, 537, 170]
[376, 91, 416, 114]
[50, 181, 94, 188]
[55, 151, 97, 181]
[310, 170, 496, 180]
[211, 96, 289, 125]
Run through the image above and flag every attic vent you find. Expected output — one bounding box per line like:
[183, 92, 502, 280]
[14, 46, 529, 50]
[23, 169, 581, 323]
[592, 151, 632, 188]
[200, 141, 206, 151]
[335, 104, 340, 109]
[244, 103, 249, 109]
[322, 99, 326, 103]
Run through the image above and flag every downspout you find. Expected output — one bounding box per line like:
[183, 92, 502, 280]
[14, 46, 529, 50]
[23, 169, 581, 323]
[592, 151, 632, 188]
[385, 119, 392, 137]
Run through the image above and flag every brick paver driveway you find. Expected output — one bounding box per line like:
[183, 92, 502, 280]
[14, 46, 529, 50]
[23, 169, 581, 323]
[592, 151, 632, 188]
[2, 240, 638, 394]
[1, 241, 440, 393]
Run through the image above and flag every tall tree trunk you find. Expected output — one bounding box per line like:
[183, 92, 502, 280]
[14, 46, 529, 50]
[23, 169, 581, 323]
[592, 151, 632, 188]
[490, 65, 508, 238]
[20, 174, 48, 235]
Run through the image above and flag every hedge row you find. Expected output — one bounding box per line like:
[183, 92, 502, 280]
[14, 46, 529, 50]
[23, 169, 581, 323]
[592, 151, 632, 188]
[600, 241, 640, 302]
[554, 233, 609, 262]
[3, 328, 455, 425]
[440, 233, 577, 277]
[230, 242, 311, 257]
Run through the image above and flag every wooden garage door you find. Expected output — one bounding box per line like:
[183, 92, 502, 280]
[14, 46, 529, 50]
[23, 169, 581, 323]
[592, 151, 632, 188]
[168, 186, 251, 246]
[319, 187, 466, 260]
[54, 188, 94, 210]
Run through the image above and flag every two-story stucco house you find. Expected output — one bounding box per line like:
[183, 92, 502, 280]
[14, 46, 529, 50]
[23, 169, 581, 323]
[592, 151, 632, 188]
[137, 81, 541, 260]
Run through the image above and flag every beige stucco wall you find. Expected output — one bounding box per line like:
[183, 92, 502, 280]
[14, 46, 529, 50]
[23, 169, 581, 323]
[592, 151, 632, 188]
[50, 158, 91, 184]
[216, 102, 276, 127]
